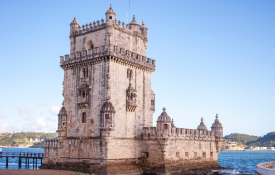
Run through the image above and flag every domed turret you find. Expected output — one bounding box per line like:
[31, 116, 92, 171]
[156, 108, 172, 137]
[101, 100, 116, 129]
[197, 117, 208, 131]
[140, 19, 148, 39]
[157, 107, 171, 122]
[129, 15, 141, 31]
[105, 4, 116, 24]
[211, 114, 223, 139]
[70, 16, 79, 34]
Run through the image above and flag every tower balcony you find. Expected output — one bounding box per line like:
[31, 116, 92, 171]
[126, 100, 137, 112]
[77, 97, 89, 108]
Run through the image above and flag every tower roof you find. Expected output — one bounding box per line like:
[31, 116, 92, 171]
[129, 15, 140, 26]
[58, 107, 67, 116]
[101, 100, 115, 113]
[70, 16, 79, 26]
[105, 4, 116, 15]
[211, 114, 222, 128]
[197, 117, 208, 131]
[141, 19, 147, 28]
[157, 107, 171, 122]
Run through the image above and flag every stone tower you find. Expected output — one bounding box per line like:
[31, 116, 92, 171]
[59, 4, 155, 140]
[43, 5, 224, 174]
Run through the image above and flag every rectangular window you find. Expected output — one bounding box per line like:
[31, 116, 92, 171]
[185, 152, 189, 158]
[143, 152, 149, 158]
[163, 124, 168, 129]
[203, 152, 206, 158]
[194, 152, 197, 158]
[105, 114, 109, 119]
[176, 152, 180, 158]
[151, 100, 154, 105]
[129, 70, 132, 78]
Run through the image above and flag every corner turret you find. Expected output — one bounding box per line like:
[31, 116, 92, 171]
[129, 15, 141, 31]
[70, 16, 79, 35]
[211, 114, 223, 139]
[140, 19, 148, 40]
[197, 117, 208, 131]
[156, 107, 172, 137]
[105, 4, 116, 24]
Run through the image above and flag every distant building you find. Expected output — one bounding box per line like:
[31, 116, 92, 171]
[29, 138, 33, 142]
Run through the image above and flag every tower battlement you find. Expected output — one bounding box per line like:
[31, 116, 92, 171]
[142, 127, 217, 141]
[70, 18, 148, 42]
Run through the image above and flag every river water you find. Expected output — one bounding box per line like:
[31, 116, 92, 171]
[0, 148, 275, 174]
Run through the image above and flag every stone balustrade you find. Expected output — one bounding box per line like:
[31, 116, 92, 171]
[44, 139, 60, 148]
[142, 127, 216, 140]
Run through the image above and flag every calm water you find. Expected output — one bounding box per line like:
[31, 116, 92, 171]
[218, 151, 275, 174]
[0, 148, 275, 174]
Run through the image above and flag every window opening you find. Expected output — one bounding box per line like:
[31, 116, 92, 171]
[82, 113, 86, 123]
[105, 114, 109, 119]
[203, 152, 206, 158]
[185, 152, 189, 158]
[151, 100, 154, 105]
[176, 152, 180, 158]
[85, 68, 88, 77]
[163, 124, 168, 129]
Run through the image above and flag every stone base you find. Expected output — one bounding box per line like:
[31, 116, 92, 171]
[40, 160, 222, 175]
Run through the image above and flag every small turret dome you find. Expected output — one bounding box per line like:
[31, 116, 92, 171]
[141, 19, 147, 28]
[211, 114, 222, 128]
[157, 107, 171, 122]
[105, 4, 116, 15]
[58, 106, 67, 116]
[171, 119, 176, 128]
[70, 16, 79, 26]
[197, 117, 208, 131]
[129, 15, 140, 26]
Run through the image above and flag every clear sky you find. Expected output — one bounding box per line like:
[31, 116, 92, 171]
[0, 0, 274, 136]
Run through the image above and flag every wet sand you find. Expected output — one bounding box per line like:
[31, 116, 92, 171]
[0, 169, 89, 175]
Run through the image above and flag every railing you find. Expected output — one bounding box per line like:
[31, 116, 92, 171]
[0, 152, 44, 158]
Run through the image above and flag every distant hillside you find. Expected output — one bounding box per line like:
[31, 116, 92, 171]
[246, 132, 275, 147]
[224, 133, 259, 145]
[0, 132, 58, 147]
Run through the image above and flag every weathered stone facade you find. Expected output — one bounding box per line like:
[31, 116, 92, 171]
[42, 5, 224, 175]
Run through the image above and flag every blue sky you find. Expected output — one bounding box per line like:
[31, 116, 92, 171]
[0, 0, 274, 136]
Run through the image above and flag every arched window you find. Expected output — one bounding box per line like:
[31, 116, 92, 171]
[82, 112, 86, 123]
[85, 68, 88, 77]
[83, 68, 86, 77]
[82, 91, 85, 98]
[87, 40, 93, 50]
